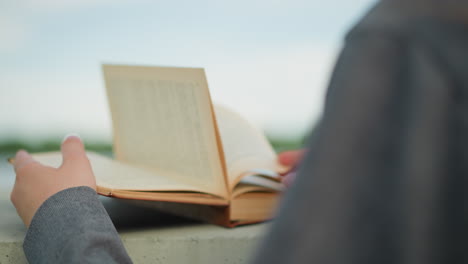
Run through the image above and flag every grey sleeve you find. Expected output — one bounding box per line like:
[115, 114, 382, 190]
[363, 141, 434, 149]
[23, 186, 132, 264]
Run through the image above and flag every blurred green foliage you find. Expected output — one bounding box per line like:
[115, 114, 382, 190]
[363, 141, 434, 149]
[0, 140, 112, 155]
[0, 137, 304, 155]
[268, 137, 305, 152]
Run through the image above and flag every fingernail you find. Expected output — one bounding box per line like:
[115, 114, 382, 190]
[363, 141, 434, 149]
[16, 150, 28, 159]
[14, 150, 34, 170]
[62, 133, 81, 143]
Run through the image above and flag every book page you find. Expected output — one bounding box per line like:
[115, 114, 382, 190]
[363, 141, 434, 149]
[103, 65, 227, 198]
[33, 152, 214, 193]
[232, 177, 284, 197]
[213, 105, 280, 189]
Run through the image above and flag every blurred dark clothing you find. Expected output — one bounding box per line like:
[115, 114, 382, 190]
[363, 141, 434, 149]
[252, 1, 468, 264]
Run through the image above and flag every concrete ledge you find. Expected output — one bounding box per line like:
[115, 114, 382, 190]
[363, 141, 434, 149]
[0, 159, 269, 264]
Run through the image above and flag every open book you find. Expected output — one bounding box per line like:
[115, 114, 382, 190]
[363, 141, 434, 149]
[33, 65, 288, 227]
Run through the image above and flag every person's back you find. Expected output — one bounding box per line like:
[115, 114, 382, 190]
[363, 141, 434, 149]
[251, 1, 468, 263]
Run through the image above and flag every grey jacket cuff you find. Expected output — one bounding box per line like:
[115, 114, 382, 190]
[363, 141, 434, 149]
[23, 186, 132, 264]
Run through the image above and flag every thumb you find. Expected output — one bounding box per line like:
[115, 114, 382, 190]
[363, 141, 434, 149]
[60, 134, 88, 168]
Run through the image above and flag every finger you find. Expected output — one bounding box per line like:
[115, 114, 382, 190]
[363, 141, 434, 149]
[278, 149, 306, 166]
[282, 172, 296, 187]
[14, 150, 37, 172]
[60, 134, 88, 167]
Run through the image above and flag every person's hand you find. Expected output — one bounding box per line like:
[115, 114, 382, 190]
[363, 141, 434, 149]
[10, 135, 96, 227]
[278, 149, 306, 187]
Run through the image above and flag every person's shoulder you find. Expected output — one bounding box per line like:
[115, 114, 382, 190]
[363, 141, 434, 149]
[346, 0, 468, 41]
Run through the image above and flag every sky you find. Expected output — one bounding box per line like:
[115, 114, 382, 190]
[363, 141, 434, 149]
[0, 0, 377, 144]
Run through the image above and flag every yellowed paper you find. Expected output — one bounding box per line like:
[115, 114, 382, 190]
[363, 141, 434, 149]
[103, 65, 227, 198]
[213, 105, 279, 188]
[33, 152, 213, 193]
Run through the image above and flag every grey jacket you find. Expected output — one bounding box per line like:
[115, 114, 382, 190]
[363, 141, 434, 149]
[24, 187, 132, 263]
[23, 1, 468, 263]
[251, 1, 468, 264]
